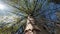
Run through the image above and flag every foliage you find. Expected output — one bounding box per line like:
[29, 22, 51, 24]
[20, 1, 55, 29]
[0, 0, 60, 34]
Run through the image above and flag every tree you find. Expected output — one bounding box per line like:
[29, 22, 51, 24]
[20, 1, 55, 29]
[0, 0, 60, 34]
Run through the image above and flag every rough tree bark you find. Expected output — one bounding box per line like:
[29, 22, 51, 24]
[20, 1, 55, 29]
[24, 16, 41, 34]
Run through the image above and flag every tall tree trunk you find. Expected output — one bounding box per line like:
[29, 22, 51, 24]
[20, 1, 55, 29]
[24, 16, 41, 34]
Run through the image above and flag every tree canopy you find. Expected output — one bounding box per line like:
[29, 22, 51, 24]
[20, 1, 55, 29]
[0, 0, 60, 34]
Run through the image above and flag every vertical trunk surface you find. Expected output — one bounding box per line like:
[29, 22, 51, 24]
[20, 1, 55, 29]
[25, 16, 41, 34]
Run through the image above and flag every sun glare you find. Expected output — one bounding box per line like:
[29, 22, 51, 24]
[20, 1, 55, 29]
[0, 4, 5, 10]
